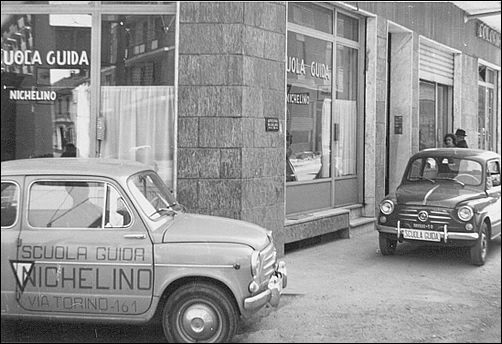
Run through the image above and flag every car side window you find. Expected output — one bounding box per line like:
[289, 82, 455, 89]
[1, 182, 19, 228]
[28, 181, 132, 229]
[29, 181, 104, 228]
[105, 185, 133, 228]
[487, 160, 501, 188]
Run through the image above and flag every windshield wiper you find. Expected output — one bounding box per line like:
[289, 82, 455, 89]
[417, 176, 435, 184]
[149, 203, 180, 218]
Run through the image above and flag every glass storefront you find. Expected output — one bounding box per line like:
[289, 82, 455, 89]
[99, 14, 176, 185]
[286, 2, 363, 213]
[1, 1, 176, 187]
[286, 33, 332, 182]
[1, 13, 92, 159]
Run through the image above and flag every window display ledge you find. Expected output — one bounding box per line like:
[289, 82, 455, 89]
[285, 208, 350, 226]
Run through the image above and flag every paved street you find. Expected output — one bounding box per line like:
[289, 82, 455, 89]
[2, 230, 501, 343]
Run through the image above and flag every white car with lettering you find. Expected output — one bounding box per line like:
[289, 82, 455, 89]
[1, 158, 287, 343]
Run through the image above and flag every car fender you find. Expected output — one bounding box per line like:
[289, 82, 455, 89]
[153, 242, 255, 315]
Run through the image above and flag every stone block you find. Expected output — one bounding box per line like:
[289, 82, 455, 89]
[242, 176, 283, 208]
[177, 148, 220, 179]
[243, 57, 284, 89]
[179, 86, 243, 117]
[263, 30, 286, 62]
[178, 55, 203, 86]
[242, 87, 263, 118]
[243, 26, 266, 59]
[220, 148, 241, 179]
[241, 148, 265, 178]
[199, 117, 244, 148]
[264, 148, 285, 177]
[176, 179, 199, 210]
[198, 179, 242, 210]
[178, 117, 199, 148]
[180, 2, 244, 24]
[263, 89, 286, 119]
[243, 2, 286, 34]
[199, 55, 244, 86]
[180, 24, 243, 55]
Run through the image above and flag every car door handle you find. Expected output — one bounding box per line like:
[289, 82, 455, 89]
[123, 234, 146, 239]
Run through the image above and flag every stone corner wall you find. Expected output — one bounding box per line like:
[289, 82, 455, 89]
[177, 2, 288, 255]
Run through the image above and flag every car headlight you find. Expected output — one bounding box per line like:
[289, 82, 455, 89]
[458, 206, 474, 222]
[380, 200, 395, 215]
[251, 251, 262, 277]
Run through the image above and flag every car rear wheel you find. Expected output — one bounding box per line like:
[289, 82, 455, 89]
[162, 282, 238, 343]
[470, 222, 488, 266]
[379, 233, 397, 255]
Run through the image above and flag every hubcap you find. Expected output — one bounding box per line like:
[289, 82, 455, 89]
[180, 303, 219, 341]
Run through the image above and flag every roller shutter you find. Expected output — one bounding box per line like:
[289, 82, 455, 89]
[419, 41, 454, 86]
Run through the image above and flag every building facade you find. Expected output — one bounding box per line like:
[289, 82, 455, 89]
[1, 1, 500, 256]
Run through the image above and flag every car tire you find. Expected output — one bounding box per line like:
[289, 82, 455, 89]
[379, 233, 397, 255]
[470, 222, 488, 266]
[162, 282, 238, 343]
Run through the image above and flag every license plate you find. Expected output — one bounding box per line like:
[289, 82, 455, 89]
[412, 223, 434, 230]
[402, 229, 441, 242]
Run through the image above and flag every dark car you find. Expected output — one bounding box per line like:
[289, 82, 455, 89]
[376, 148, 501, 265]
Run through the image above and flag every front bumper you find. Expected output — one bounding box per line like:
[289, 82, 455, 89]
[244, 260, 287, 310]
[377, 223, 479, 242]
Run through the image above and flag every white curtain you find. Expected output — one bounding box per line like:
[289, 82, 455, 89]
[100, 86, 175, 187]
[320, 98, 331, 177]
[71, 82, 91, 158]
[334, 99, 357, 176]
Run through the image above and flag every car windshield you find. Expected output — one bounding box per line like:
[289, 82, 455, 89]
[128, 171, 184, 220]
[407, 156, 483, 186]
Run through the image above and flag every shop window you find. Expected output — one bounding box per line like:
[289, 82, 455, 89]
[288, 2, 333, 34]
[334, 44, 358, 177]
[286, 32, 332, 182]
[99, 14, 176, 188]
[1, 13, 92, 160]
[478, 65, 497, 151]
[419, 81, 453, 150]
[336, 12, 359, 42]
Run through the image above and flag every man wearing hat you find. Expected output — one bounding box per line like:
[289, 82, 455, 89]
[455, 129, 468, 148]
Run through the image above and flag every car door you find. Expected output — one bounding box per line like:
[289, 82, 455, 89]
[14, 176, 154, 316]
[1, 177, 23, 314]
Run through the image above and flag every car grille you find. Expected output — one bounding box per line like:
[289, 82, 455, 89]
[398, 207, 451, 226]
[260, 242, 277, 285]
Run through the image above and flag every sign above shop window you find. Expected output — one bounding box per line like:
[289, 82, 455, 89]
[1, 50, 90, 66]
[287, 93, 310, 105]
[477, 22, 501, 48]
[286, 56, 330, 81]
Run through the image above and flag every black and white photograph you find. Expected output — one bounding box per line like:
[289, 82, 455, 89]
[1, 1, 500, 343]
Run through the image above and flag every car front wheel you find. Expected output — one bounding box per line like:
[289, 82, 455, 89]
[379, 232, 397, 255]
[163, 282, 238, 343]
[470, 222, 488, 266]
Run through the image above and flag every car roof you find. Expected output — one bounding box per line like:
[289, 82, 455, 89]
[1, 158, 152, 179]
[412, 148, 500, 162]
